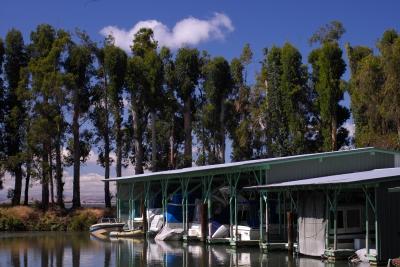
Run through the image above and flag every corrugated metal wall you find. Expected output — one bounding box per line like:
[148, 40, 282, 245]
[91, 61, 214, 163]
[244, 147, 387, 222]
[266, 151, 394, 184]
[377, 181, 400, 261]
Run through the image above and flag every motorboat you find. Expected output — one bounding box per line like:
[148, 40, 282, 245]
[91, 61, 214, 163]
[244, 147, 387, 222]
[89, 218, 125, 238]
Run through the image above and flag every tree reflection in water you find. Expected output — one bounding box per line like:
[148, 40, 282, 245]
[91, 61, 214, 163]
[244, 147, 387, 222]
[0, 233, 356, 267]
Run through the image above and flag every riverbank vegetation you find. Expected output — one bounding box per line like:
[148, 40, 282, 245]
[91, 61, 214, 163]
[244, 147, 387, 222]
[0, 206, 111, 231]
[0, 21, 399, 210]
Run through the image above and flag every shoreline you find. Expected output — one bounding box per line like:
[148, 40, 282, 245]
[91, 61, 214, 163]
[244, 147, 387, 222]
[0, 206, 115, 232]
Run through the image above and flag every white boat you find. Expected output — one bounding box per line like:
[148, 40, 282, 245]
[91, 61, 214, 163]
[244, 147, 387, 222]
[154, 224, 184, 241]
[89, 218, 125, 238]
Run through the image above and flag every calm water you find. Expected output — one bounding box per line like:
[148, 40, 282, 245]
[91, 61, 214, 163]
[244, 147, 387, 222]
[0, 232, 359, 267]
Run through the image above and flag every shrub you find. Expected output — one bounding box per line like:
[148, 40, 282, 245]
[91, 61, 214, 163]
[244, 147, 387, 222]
[68, 211, 98, 231]
[0, 209, 26, 231]
[33, 212, 67, 231]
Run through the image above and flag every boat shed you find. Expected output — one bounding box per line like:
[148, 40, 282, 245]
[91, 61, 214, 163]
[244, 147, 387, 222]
[107, 147, 400, 263]
[245, 164, 400, 264]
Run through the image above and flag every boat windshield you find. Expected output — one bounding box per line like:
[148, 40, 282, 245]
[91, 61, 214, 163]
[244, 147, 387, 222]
[100, 218, 119, 223]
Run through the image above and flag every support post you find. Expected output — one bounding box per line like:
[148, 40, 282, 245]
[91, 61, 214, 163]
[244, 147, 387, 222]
[325, 190, 330, 250]
[233, 173, 239, 243]
[257, 169, 264, 244]
[333, 190, 338, 251]
[278, 192, 281, 236]
[181, 178, 189, 238]
[200, 177, 208, 242]
[229, 174, 234, 242]
[161, 180, 169, 226]
[283, 191, 287, 241]
[207, 176, 213, 241]
[265, 191, 269, 244]
[259, 190, 264, 243]
[287, 211, 294, 252]
[364, 187, 369, 255]
[374, 186, 379, 262]
[143, 182, 150, 234]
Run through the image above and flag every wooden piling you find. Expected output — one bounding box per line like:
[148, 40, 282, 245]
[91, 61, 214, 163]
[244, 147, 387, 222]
[200, 203, 207, 241]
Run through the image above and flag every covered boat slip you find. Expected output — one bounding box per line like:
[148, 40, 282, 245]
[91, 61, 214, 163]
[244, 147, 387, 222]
[108, 147, 400, 261]
[247, 167, 400, 264]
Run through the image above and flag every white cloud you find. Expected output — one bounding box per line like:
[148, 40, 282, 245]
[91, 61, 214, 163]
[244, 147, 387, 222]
[343, 121, 355, 138]
[100, 13, 234, 51]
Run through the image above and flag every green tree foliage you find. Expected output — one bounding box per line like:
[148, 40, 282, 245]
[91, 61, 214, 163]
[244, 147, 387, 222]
[2, 23, 400, 208]
[201, 56, 233, 164]
[309, 22, 349, 151]
[4, 29, 27, 205]
[228, 44, 254, 161]
[175, 48, 201, 167]
[65, 30, 94, 209]
[0, 38, 5, 189]
[104, 42, 127, 178]
[158, 47, 184, 170]
[27, 24, 70, 209]
[264, 44, 314, 156]
[91, 37, 127, 207]
[347, 29, 400, 149]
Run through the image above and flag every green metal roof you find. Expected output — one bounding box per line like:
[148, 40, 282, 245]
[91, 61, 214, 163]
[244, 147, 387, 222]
[244, 167, 400, 191]
[105, 147, 399, 183]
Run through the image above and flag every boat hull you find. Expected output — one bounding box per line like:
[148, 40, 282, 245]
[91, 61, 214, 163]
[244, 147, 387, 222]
[89, 223, 125, 238]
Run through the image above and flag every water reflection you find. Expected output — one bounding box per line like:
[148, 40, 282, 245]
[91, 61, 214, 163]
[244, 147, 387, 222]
[0, 233, 361, 267]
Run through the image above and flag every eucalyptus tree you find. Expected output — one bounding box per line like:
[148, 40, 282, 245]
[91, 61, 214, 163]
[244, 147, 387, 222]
[228, 44, 253, 161]
[379, 30, 400, 147]
[143, 46, 163, 172]
[103, 40, 127, 177]
[202, 56, 233, 163]
[160, 47, 184, 169]
[126, 30, 150, 174]
[3, 29, 27, 205]
[127, 28, 163, 174]
[175, 48, 201, 167]
[308, 21, 349, 151]
[263, 46, 287, 156]
[0, 38, 5, 189]
[92, 37, 127, 208]
[347, 29, 400, 149]
[279, 43, 312, 154]
[28, 24, 70, 209]
[65, 30, 94, 208]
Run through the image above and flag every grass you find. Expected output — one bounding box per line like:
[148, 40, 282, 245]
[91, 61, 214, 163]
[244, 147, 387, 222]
[0, 205, 114, 232]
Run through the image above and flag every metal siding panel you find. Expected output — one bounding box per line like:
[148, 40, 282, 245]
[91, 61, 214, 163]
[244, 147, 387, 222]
[268, 152, 394, 184]
[395, 154, 400, 167]
[378, 182, 400, 261]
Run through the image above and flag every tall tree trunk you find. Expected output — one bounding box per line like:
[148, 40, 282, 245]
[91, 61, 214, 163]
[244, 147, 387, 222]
[49, 149, 54, 206]
[42, 147, 49, 211]
[72, 101, 81, 209]
[104, 125, 111, 208]
[219, 98, 225, 163]
[55, 131, 64, 209]
[331, 114, 337, 151]
[151, 110, 157, 172]
[11, 164, 23, 205]
[183, 97, 192, 167]
[23, 161, 31, 205]
[132, 102, 144, 174]
[169, 120, 175, 169]
[115, 115, 122, 177]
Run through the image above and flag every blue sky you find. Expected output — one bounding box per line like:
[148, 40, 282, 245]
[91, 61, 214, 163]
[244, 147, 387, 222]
[1, 0, 399, 202]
